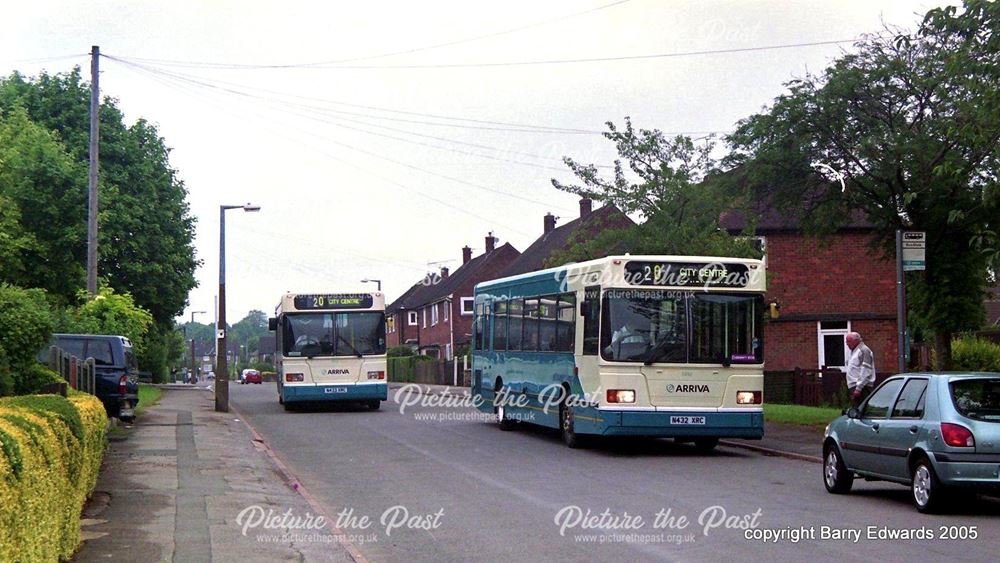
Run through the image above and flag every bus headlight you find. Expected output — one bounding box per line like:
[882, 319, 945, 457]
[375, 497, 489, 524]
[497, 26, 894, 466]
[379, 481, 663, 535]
[285, 373, 304, 382]
[607, 389, 636, 404]
[736, 391, 762, 405]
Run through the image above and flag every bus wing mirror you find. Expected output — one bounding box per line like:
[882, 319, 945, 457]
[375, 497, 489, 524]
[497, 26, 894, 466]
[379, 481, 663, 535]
[268, 317, 278, 331]
[580, 302, 591, 318]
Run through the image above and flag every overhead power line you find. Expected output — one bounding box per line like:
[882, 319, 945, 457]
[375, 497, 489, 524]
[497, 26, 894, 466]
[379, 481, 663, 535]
[109, 37, 861, 71]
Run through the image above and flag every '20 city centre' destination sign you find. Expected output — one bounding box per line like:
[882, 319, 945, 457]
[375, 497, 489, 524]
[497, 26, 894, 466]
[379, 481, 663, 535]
[293, 293, 375, 310]
[624, 261, 753, 288]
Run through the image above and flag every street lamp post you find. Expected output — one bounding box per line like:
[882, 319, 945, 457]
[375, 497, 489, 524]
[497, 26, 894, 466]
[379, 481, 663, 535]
[361, 278, 382, 291]
[189, 310, 206, 383]
[217, 203, 260, 412]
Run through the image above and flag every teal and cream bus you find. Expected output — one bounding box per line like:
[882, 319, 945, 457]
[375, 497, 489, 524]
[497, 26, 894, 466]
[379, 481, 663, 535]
[471, 256, 766, 448]
[269, 292, 387, 410]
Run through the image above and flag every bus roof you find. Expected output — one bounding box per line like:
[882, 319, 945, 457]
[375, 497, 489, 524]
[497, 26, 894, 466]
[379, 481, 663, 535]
[475, 254, 765, 293]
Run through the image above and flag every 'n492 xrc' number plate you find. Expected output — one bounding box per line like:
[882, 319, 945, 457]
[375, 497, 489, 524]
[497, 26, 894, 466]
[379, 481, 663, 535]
[325, 386, 348, 394]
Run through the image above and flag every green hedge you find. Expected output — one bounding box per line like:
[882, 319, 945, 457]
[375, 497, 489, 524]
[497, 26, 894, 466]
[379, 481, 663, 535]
[952, 336, 1000, 372]
[0, 284, 56, 396]
[0, 391, 107, 561]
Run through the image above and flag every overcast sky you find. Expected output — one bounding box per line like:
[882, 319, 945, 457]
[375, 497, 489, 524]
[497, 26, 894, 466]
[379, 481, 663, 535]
[2, 0, 951, 326]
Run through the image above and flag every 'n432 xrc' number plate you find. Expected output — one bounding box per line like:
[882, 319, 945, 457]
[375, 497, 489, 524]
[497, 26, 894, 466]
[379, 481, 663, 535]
[325, 386, 348, 394]
[670, 415, 705, 425]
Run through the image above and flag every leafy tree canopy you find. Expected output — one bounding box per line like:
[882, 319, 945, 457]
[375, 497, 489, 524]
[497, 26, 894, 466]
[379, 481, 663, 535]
[0, 68, 200, 326]
[549, 117, 760, 264]
[724, 0, 999, 366]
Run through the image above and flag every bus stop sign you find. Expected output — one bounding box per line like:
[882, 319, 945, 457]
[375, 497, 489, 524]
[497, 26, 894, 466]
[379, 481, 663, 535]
[902, 231, 926, 271]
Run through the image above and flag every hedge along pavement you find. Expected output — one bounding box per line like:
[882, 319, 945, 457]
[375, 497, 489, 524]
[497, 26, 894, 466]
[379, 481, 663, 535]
[0, 390, 107, 562]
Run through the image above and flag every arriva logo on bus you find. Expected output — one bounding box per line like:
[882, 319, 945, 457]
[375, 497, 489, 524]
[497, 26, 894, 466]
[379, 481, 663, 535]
[666, 384, 710, 393]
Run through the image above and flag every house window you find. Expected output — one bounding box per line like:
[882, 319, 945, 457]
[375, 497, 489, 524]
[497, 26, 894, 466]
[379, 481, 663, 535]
[431, 303, 439, 326]
[817, 320, 851, 371]
[408, 311, 418, 326]
[461, 297, 474, 316]
[444, 300, 449, 323]
[423, 308, 427, 328]
[387, 316, 394, 333]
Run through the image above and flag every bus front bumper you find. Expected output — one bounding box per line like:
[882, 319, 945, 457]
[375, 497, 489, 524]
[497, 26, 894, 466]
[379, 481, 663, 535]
[282, 383, 388, 403]
[580, 408, 764, 439]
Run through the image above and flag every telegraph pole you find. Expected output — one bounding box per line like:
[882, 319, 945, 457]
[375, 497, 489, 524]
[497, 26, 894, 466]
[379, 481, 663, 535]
[87, 45, 100, 296]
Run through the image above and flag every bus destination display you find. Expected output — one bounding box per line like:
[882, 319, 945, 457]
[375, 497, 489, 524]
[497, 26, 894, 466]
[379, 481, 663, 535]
[624, 261, 751, 288]
[293, 294, 374, 310]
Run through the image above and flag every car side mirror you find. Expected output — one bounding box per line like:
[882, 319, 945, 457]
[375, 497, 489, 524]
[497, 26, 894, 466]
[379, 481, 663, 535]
[846, 407, 860, 419]
[268, 317, 277, 331]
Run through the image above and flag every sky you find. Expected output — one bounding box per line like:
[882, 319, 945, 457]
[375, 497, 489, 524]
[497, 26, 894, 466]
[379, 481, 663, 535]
[1, 0, 953, 327]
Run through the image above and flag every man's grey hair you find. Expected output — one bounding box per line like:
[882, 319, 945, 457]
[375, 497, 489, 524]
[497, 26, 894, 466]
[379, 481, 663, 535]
[846, 331, 862, 342]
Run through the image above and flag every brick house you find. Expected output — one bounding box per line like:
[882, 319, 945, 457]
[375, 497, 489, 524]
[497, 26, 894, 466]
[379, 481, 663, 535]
[386, 235, 520, 359]
[720, 207, 899, 376]
[499, 198, 635, 277]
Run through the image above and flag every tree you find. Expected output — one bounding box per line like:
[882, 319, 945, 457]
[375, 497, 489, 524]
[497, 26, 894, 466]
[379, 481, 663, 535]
[62, 287, 153, 358]
[229, 310, 269, 355]
[550, 117, 760, 264]
[0, 106, 86, 301]
[725, 0, 1000, 368]
[0, 68, 199, 326]
[0, 284, 57, 395]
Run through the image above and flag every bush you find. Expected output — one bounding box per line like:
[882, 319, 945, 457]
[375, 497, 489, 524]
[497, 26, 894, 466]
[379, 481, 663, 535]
[387, 346, 414, 357]
[0, 392, 107, 561]
[0, 284, 55, 395]
[951, 336, 1000, 372]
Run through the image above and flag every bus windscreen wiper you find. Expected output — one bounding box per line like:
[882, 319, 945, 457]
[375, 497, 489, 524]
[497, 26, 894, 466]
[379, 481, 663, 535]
[338, 334, 364, 358]
[643, 336, 678, 365]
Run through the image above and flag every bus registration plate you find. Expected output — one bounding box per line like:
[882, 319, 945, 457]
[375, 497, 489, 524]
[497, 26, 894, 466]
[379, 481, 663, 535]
[326, 386, 348, 394]
[670, 415, 705, 425]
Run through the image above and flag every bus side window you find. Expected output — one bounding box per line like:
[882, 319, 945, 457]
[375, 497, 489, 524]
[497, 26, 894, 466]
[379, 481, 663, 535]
[582, 286, 600, 355]
[556, 293, 576, 352]
[473, 303, 483, 351]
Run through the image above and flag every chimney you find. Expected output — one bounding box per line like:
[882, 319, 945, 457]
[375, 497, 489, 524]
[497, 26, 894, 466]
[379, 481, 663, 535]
[543, 213, 556, 234]
[485, 232, 496, 253]
[462, 246, 472, 264]
[579, 198, 593, 218]
[440, 266, 449, 279]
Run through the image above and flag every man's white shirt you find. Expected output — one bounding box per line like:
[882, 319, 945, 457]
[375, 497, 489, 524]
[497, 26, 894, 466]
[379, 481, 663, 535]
[846, 342, 876, 390]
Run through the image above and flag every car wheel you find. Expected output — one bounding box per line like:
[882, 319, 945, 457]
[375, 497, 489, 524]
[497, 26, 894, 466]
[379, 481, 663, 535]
[693, 437, 719, 452]
[560, 398, 582, 448]
[368, 400, 381, 410]
[824, 444, 854, 494]
[912, 457, 945, 513]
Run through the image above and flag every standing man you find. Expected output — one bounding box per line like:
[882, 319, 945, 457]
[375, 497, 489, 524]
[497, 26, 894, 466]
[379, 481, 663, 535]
[845, 332, 876, 407]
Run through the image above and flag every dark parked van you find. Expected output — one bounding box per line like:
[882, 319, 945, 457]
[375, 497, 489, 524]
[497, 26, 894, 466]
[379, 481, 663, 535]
[44, 334, 140, 421]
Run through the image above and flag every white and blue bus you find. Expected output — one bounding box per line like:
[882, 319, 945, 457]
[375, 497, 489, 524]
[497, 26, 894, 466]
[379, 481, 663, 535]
[471, 255, 766, 448]
[270, 292, 387, 410]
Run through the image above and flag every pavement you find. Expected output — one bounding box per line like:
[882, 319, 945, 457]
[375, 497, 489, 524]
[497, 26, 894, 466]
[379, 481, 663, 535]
[73, 384, 355, 563]
[72, 382, 826, 562]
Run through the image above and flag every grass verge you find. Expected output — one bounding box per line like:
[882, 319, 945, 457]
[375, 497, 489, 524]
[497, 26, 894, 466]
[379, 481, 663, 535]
[136, 384, 163, 419]
[764, 403, 843, 428]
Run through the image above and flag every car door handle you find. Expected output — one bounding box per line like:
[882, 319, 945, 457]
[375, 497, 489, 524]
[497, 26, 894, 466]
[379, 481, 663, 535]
[909, 425, 919, 434]
[871, 422, 880, 432]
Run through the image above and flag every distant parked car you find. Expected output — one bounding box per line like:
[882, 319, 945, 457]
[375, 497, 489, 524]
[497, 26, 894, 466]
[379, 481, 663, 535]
[240, 369, 262, 384]
[41, 334, 140, 422]
[823, 372, 1000, 512]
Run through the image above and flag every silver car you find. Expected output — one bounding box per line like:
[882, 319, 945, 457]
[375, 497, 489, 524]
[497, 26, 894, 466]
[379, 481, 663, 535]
[823, 372, 1000, 512]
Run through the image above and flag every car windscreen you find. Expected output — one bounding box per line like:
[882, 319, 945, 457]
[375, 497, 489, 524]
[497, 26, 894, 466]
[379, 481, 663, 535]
[950, 378, 1000, 422]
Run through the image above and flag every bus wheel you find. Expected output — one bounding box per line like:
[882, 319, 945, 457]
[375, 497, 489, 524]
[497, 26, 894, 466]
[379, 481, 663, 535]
[368, 400, 381, 410]
[693, 437, 719, 451]
[283, 401, 294, 412]
[278, 392, 284, 404]
[560, 400, 581, 448]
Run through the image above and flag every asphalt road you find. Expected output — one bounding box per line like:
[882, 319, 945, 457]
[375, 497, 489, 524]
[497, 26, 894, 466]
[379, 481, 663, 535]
[230, 382, 999, 562]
